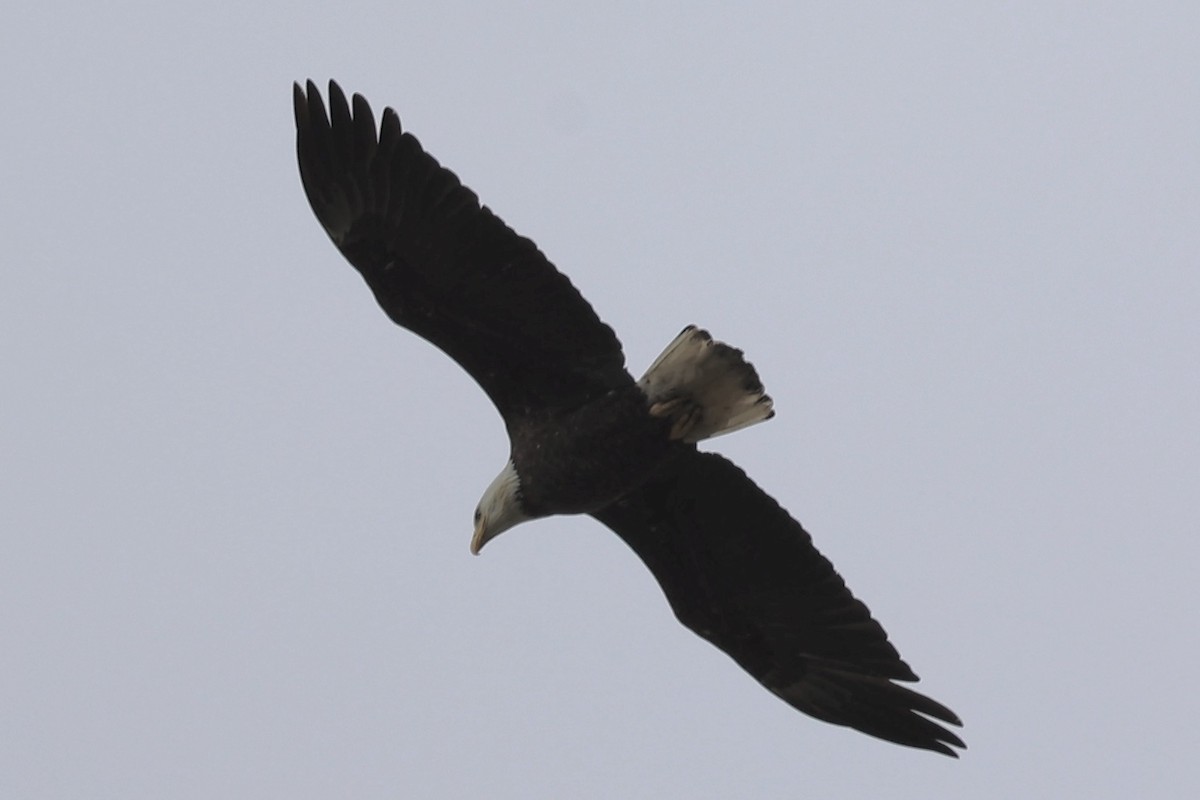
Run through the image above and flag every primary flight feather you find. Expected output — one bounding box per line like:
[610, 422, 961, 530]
[293, 80, 964, 756]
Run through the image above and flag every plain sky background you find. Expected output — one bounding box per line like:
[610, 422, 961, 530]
[3, 2, 1198, 797]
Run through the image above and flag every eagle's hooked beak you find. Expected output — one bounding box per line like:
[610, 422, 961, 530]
[470, 516, 491, 555]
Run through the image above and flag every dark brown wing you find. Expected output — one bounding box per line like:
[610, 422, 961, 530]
[592, 451, 965, 757]
[293, 80, 632, 419]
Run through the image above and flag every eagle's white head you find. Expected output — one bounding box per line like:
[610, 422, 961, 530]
[471, 459, 531, 554]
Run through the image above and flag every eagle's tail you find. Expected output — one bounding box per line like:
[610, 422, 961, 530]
[638, 325, 775, 443]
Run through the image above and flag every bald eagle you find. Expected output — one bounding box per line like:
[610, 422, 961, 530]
[293, 81, 964, 757]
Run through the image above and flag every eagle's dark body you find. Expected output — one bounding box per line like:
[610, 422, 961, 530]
[293, 80, 965, 756]
[507, 388, 678, 518]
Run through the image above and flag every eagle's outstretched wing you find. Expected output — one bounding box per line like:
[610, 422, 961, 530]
[593, 451, 965, 756]
[294, 81, 632, 419]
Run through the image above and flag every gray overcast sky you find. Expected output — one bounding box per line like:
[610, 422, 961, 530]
[3, 2, 1197, 797]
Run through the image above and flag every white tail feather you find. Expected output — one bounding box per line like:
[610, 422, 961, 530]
[638, 325, 774, 443]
